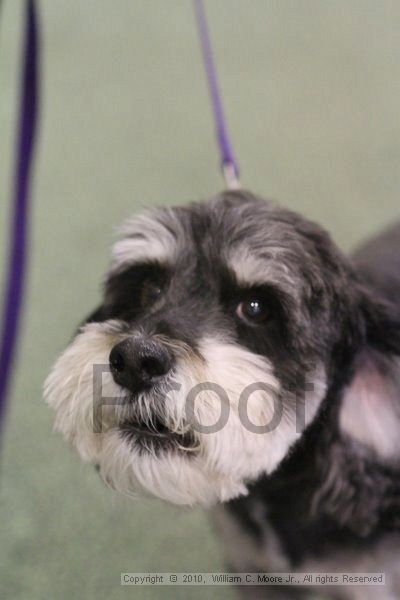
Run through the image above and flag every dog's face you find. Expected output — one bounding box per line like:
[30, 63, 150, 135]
[45, 191, 359, 506]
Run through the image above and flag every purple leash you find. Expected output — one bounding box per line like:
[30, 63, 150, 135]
[0, 0, 39, 438]
[193, 0, 241, 190]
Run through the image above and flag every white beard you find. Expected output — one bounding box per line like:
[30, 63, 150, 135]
[44, 321, 326, 506]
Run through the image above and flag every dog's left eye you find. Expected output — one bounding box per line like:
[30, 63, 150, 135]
[141, 280, 163, 307]
[236, 296, 269, 324]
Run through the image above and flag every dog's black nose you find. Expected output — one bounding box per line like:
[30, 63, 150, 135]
[109, 337, 172, 393]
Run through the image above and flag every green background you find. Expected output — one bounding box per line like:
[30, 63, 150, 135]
[1, 1, 400, 598]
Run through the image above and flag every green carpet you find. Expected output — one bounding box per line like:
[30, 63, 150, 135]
[1, 1, 400, 599]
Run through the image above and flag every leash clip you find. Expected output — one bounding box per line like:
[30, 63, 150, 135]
[223, 162, 241, 191]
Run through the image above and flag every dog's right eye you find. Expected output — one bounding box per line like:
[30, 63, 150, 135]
[104, 263, 168, 318]
[140, 280, 163, 307]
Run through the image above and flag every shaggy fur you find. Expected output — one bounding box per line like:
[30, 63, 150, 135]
[45, 191, 400, 598]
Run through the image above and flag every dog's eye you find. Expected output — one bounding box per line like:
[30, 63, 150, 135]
[236, 297, 268, 324]
[141, 280, 163, 307]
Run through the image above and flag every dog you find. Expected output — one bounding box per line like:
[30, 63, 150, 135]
[45, 190, 400, 598]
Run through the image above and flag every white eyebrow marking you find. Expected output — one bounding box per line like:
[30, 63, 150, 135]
[226, 245, 296, 291]
[111, 212, 180, 271]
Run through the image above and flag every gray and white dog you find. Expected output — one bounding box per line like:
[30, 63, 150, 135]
[45, 191, 400, 599]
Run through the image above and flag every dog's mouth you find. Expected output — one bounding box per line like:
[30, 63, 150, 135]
[119, 416, 197, 453]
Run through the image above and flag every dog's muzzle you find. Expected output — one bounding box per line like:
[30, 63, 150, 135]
[108, 335, 196, 452]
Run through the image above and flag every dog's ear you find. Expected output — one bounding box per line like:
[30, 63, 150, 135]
[339, 290, 400, 462]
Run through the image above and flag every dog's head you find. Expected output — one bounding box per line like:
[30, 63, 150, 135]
[45, 191, 376, 506]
